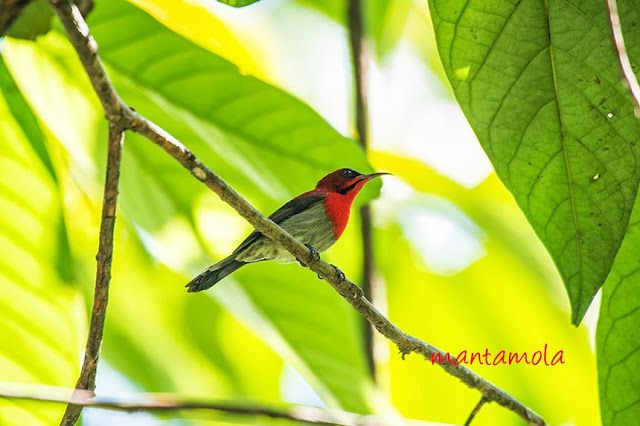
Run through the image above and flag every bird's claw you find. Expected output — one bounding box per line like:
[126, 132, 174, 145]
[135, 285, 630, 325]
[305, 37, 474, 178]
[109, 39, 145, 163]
[298, 244, 320, 267]
[332, 265, 346, 283]
[328, 265, 361, 299]
[305, 244, 320, 262]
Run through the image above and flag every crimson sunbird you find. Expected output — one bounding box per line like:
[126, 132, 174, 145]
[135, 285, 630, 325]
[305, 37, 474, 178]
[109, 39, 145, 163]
[186, 168, 389, 292]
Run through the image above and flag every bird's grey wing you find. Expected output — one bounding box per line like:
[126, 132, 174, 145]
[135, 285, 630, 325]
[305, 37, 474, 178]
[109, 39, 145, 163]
[231, 194, 325, 256]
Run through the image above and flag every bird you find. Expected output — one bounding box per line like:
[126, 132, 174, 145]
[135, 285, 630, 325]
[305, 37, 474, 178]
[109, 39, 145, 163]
[186, 168, 389, 292]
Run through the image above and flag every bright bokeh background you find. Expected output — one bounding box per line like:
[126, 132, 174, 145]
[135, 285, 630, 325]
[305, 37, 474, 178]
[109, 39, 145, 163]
[0, 0, 600, 425]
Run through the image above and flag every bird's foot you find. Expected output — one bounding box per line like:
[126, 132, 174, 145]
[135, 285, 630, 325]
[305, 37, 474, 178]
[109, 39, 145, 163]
[298, 244, 320, 267]
[314, 264, 348, 286]
[316, 264, 344, 281]
[332, 265, 345, 282]
[305, 244, 320, 262]
[326, 265, 362, 299]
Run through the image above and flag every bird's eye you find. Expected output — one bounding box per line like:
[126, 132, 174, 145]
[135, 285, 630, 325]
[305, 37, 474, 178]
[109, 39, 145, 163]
[341, 169, 356, 177]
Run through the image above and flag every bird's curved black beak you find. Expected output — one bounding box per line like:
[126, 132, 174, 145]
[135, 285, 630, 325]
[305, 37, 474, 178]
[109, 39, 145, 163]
[361, 172, 392, 181]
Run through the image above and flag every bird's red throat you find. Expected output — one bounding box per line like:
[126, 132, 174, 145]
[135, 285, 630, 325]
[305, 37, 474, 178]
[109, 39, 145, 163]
[322, 180, 368, 239]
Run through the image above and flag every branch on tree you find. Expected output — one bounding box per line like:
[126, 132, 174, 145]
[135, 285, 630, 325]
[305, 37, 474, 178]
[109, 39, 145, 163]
[47, 3, 128, 420]
[464, 396, 488, 426]
[59, 123, 124, 426]
[607, 0, 640, 116]
[48, 0, 546, 425]
[0, 382, 428, 426]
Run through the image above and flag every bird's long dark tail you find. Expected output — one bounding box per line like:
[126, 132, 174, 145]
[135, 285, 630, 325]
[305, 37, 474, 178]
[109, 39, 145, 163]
[186, 256, 245, 292]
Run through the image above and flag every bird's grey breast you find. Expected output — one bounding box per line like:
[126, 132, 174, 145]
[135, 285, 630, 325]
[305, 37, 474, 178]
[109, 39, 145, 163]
[235, 202, 337, 263]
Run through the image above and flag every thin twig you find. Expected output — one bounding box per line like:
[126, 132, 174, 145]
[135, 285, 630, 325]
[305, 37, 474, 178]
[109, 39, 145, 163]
[0, 0, 32, 36]
[464, 396, 488, 426]
[57, 110, 125, 423]
[48, 2, 128, 423]
[607, 0, 640, 116]
[48, 1, 546, 425]
[348, 0, 377, 381]
[0, 382, 429, 426]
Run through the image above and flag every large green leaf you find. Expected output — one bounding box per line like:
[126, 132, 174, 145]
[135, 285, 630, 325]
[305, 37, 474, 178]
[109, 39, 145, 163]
[84, 2, 377, 412]
[4, 0, 378, 412]
[429, 0, 640, 324]
[2, 36, 290, 418]
[0, 56, 82, 425]
[596, 8, 640, 426]
[597, 201, 640, 426]
[88, 0, 373, 206]
[91, 0, 376, 408]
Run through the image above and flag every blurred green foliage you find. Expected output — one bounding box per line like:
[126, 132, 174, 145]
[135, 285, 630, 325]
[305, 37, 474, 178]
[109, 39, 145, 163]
[0, 55, 82, 425]
[3, 0, 637, 425]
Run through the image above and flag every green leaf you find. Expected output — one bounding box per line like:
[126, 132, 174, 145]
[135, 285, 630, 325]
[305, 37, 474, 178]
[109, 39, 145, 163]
[5, 0, 54, 40]
[0, 55, 81, 425]
[0, 56, 55, 180]
[88, 0, 372, 205]
[3, 38, 286, 410]
[216, 0, 262, 7]
[84, 0, 376, 409]
[3, 0, 378, 412]
[597, 202, 640, 426]
[0, 56, 75, 283]
[429, 0, 640, 324]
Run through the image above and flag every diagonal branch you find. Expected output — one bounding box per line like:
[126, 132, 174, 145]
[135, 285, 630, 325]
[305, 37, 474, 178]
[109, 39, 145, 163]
[48, 1, 546, 425]
[1, 382, 429, 426]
